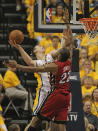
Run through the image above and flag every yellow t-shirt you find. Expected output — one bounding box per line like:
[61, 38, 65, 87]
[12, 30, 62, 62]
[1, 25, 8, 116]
[34, 32, 45, 40]
[45, 44, 60, 55]
[25, 0, 35, 38]
[52, 15, 65, 23]
[81, 35, 98, 46]
[88, 45, 98, 57]
[81, 36, 98, 55]
[82, 86, 97, 96]
[80, 70, 98, 80]
[3, 70, 20, 88]
[91, 102, 98, 117]
[39, 38, 52, 49]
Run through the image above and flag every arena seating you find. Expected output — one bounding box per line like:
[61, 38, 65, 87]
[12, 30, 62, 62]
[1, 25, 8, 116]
[0, 0, 38, 127]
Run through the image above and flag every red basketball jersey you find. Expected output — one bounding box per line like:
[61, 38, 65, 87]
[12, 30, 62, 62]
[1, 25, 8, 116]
[54, 59, 71, 91]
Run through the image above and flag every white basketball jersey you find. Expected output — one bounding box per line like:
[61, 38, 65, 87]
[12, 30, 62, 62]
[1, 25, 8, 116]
[36, 60, 50, 93]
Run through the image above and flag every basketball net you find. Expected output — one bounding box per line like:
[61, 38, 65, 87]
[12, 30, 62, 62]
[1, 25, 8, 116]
[79, 18, 98, 46]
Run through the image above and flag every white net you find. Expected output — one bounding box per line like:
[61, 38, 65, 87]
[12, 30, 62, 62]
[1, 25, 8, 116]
[80, 18, 98, 46]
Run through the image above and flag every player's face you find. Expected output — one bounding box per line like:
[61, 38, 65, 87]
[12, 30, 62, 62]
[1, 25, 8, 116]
[34, 45, 45, 55]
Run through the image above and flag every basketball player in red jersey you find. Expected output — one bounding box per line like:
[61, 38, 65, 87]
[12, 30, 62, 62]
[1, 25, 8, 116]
[4, 48, 71, 131]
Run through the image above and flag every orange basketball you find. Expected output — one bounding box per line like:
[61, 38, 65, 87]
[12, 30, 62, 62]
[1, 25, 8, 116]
[9, 30, 24, 44]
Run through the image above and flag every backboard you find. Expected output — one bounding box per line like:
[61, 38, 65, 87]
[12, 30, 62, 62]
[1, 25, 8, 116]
[34, 0, 97, 33]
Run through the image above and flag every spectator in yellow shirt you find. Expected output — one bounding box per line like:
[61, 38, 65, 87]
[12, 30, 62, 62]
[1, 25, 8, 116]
[52, 2, 66, 23]
[3, 66, 33, 112]
[79, 48, 94, 70]
[45, 35, 60, 55]
[24, 0, 35, 38]
[0, 74, 8, 131]
[90, 52, 98, 74]
[82, 76, 97, 99]
[91, 88, 98, 117]
[81, 35, 98, 58]
[80, 59, 98, 85]
[39, 33, 52, 49]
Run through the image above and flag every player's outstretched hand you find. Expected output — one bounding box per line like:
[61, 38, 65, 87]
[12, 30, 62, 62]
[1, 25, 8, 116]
[3, 60, 17, 68]
[8, 40, 21, 49]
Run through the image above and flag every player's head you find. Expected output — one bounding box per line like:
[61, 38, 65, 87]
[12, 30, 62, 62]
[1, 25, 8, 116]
[58, 48, 70, 62]
[33, 45, 45, 56]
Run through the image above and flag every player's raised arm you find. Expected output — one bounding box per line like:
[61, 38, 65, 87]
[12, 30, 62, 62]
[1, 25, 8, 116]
[50, 10, 74, 59]
[9, 40, 36, 66]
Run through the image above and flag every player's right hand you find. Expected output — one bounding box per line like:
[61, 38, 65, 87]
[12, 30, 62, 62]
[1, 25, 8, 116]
[8, 40, 21, 49]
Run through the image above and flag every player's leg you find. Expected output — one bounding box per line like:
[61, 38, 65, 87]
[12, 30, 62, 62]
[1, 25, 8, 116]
[54, 92, 70, 131]
[58, 124, 66, 131]
[50, 122, 59, 131]
[47, 122, 66, 131]
[24, 116, 41, 131]
[33, 89, 49, 115]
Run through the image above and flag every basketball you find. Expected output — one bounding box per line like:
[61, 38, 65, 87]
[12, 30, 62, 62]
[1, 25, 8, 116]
[9, 30, 24, 44]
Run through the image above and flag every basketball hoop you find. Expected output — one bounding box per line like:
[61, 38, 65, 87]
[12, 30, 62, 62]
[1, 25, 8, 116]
[79, 18, 98, 46]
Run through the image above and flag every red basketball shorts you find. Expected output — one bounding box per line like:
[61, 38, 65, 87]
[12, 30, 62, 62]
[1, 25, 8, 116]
[39, 89, 70, 123]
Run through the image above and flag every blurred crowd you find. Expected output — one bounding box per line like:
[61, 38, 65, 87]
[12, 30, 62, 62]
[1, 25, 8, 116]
[0, 0, 98, 131]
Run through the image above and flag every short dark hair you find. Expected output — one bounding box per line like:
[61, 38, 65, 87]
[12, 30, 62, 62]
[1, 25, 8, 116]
[52, 35, 60, 42]
[59, 48, 70, 62]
